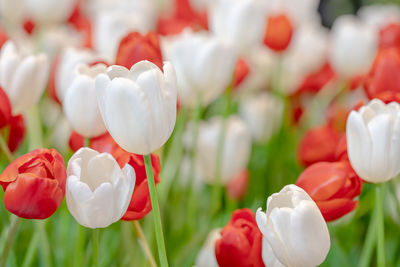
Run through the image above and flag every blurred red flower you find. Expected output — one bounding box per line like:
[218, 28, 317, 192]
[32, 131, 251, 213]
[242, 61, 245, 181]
[116, 32, 163, 70]
[90, 133, 161, 221]
[263, 14, 293, 52]
[233, 58, 250, 89]
[298, 124, 343, 166]
[68, 3, 92, 49]
[296, 62, 336, 94]
[379, 23, 400, 50]
[226, 169, 249, 200]
[0, 87, 12, 128]
[215, 209, 264, 267]
[296, 161, 362, 222]
[0, 149, 66, 219]
[0, 27, 7, 48]
[7, 115, 26, 153]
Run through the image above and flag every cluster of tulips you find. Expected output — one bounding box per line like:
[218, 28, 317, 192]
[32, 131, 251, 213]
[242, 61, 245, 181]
[1, 0, 400, 266]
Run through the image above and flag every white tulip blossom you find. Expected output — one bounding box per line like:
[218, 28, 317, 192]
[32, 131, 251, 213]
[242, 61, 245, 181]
[358, 4, 400, 30]
[165, 30, 237, 108]
[262, 237, 285, 267]
[66, 148, 135, 229]
[0, 41, 49, 115]
[329, 15, 378, 78]
[24, 0, 75, 23]
[256, 184, 330, 267]
[346, 99, 400, 183]
[96, 61, 177, 155]
[197, 116, 251, 184]
[195, 229, 221, 267]
[63, 63, 108, 138]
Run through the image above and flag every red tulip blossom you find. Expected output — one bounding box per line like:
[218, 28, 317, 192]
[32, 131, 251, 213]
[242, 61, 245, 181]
[296, 62, 336, 94]
[68, 3, 92, 49]
[215, 209, 264, 267]
[296, 161, 362, 222]
[263, 14, 293, 52]
[379, 23, 400, 50]
[226, 169, 249, 200]
[233, 58, 250, 89]
[116, 32, 163, 70]
[0, 87, 12, 128]
[298, 124, 343, 166]
[0, 149, 67, 219]
[0, 27, 8, 48]
[7, 115, 26, 153]
[90, 133, 161, 221]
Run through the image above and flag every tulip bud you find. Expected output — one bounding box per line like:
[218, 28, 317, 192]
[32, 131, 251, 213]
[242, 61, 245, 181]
[165, 30, 236, 107]
[210, 0, 266, 54]
[96, 61, 177, 155]
[239, 92, 284, 143]
[296, 161, 363, 222]
[197, 116, 251, 184]
[346, 99, 400, 183]
[263, 14, 293, 52]
[215, 209, 264, 267]
[0, 41, 49, 115]
[256, 184, 330, 267]
[66, 148, 135, 228]
[63, 63, 107, 138]
[195, 229, 221, 267]
[329, 15, 378, 78]
[0, 149, 67, 219]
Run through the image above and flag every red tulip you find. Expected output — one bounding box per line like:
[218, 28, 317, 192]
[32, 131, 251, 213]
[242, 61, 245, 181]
[263, 14, 293, 52]
[90, 133, 161, 221]
[379, 23, 400, 50]
[296, 62, 336, 94]
[215, 209, 264, 267]
[68, 130, 84, 151]
[68, 3, 92, 49]
[0, 27, 8, 48]
[364, 48, 400, 99]
[0, 149, 67, 219]
[298, 124, 343, 166]
[0, 87, 12, 128]
[233, 58, 250, 89]
[335, 135, 348, 162]
[116, 32, 163, 70]
[7, 115, 26, 153]
[296, 161, 362, 222]
[226, 169, 249, 200]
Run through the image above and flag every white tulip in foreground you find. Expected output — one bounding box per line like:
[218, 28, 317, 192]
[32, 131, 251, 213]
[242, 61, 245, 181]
[262, 237, 285, 267]
[66, 148, 135, 229]
[329, 15, 378, 78]
[346, 99, 400, 183]
[239, 92, 284, 143]
[166, 30, 236, 108]
[63, 63, 107, 138]
[0, 41, 49, 115]
[197, 116, 251, 184]
[96, 61, 177, 155]
[195, 229, 221, 267]
[256, 184, 330, 267]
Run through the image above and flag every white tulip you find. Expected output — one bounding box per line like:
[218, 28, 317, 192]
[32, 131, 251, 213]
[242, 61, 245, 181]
[346, 99, 400, 183]
[96, 61, 177, 155]
[210, 0, 266, 54]
[165, 30, 237, 108]
[24, 0, 75, 23]
[256, 184, 330, 267]
[197, 116, 251, 184]
[195, 229, 221, 267]
[55, 47, 99, 102]
[329, 15, 378, 78]
[262, 237, 285, 267]
[0, 41, 49, 115]
[358, 4, 400, 30]
[239, 92, 284, 143]
[63, 63, 107, 138]
[66, 148, 135, 229]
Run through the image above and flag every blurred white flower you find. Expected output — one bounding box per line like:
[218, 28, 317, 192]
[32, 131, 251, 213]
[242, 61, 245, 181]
[210, 0, 266, 54]
[239, 92, 284, 143]
[0, 0, 25, 24]
[329, 15, 378, 78]
[165, 30, 237, 108]
[256, 184, 330, 267]
[197, 116, 251, 184]
[66, 148, 135, 229]
[346, 99, 400, 183]
[63, 63, 107, 138]
[96, 61, 177, 155]
[0, 41, 49, 115]
[195, 229, 221, 267]
[24, 0, 75, 23]
[358, 4, 400, 30]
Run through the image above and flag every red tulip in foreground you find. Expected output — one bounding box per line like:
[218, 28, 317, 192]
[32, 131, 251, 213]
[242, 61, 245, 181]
[0, 149, 67, 219]
[215, 209, 264, 267]
[296, 161, 363, 222]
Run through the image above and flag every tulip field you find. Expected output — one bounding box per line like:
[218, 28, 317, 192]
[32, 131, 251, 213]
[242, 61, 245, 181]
[2, 0, 400, 266]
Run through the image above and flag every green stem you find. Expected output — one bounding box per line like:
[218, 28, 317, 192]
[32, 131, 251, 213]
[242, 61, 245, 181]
[144, 154, 168, 267]
[132, 221, 158, 267]
[21, 232, 39, 267]
[376, 184, 385, 267]
[84, 138, 90, 148]
[0, 215, 21, 267]
[0, 134, 13, 163]
[36, 221, 52, 267]
[359, 207, 377, 267]
[73, 225, 85, 267]
[92, 229, 99, 267]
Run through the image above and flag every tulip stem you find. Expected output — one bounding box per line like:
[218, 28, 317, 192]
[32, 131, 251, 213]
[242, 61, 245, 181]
[359, 205, 377, 267]
[0, 215, 21, 267]
[132, 221, 158, 267]
[0, 133, 13, 163]
[144, 154, 169, 267]
[92, 229, 100, 267]
[84, 138, 90, 148]
[375, 184, 385, 267]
